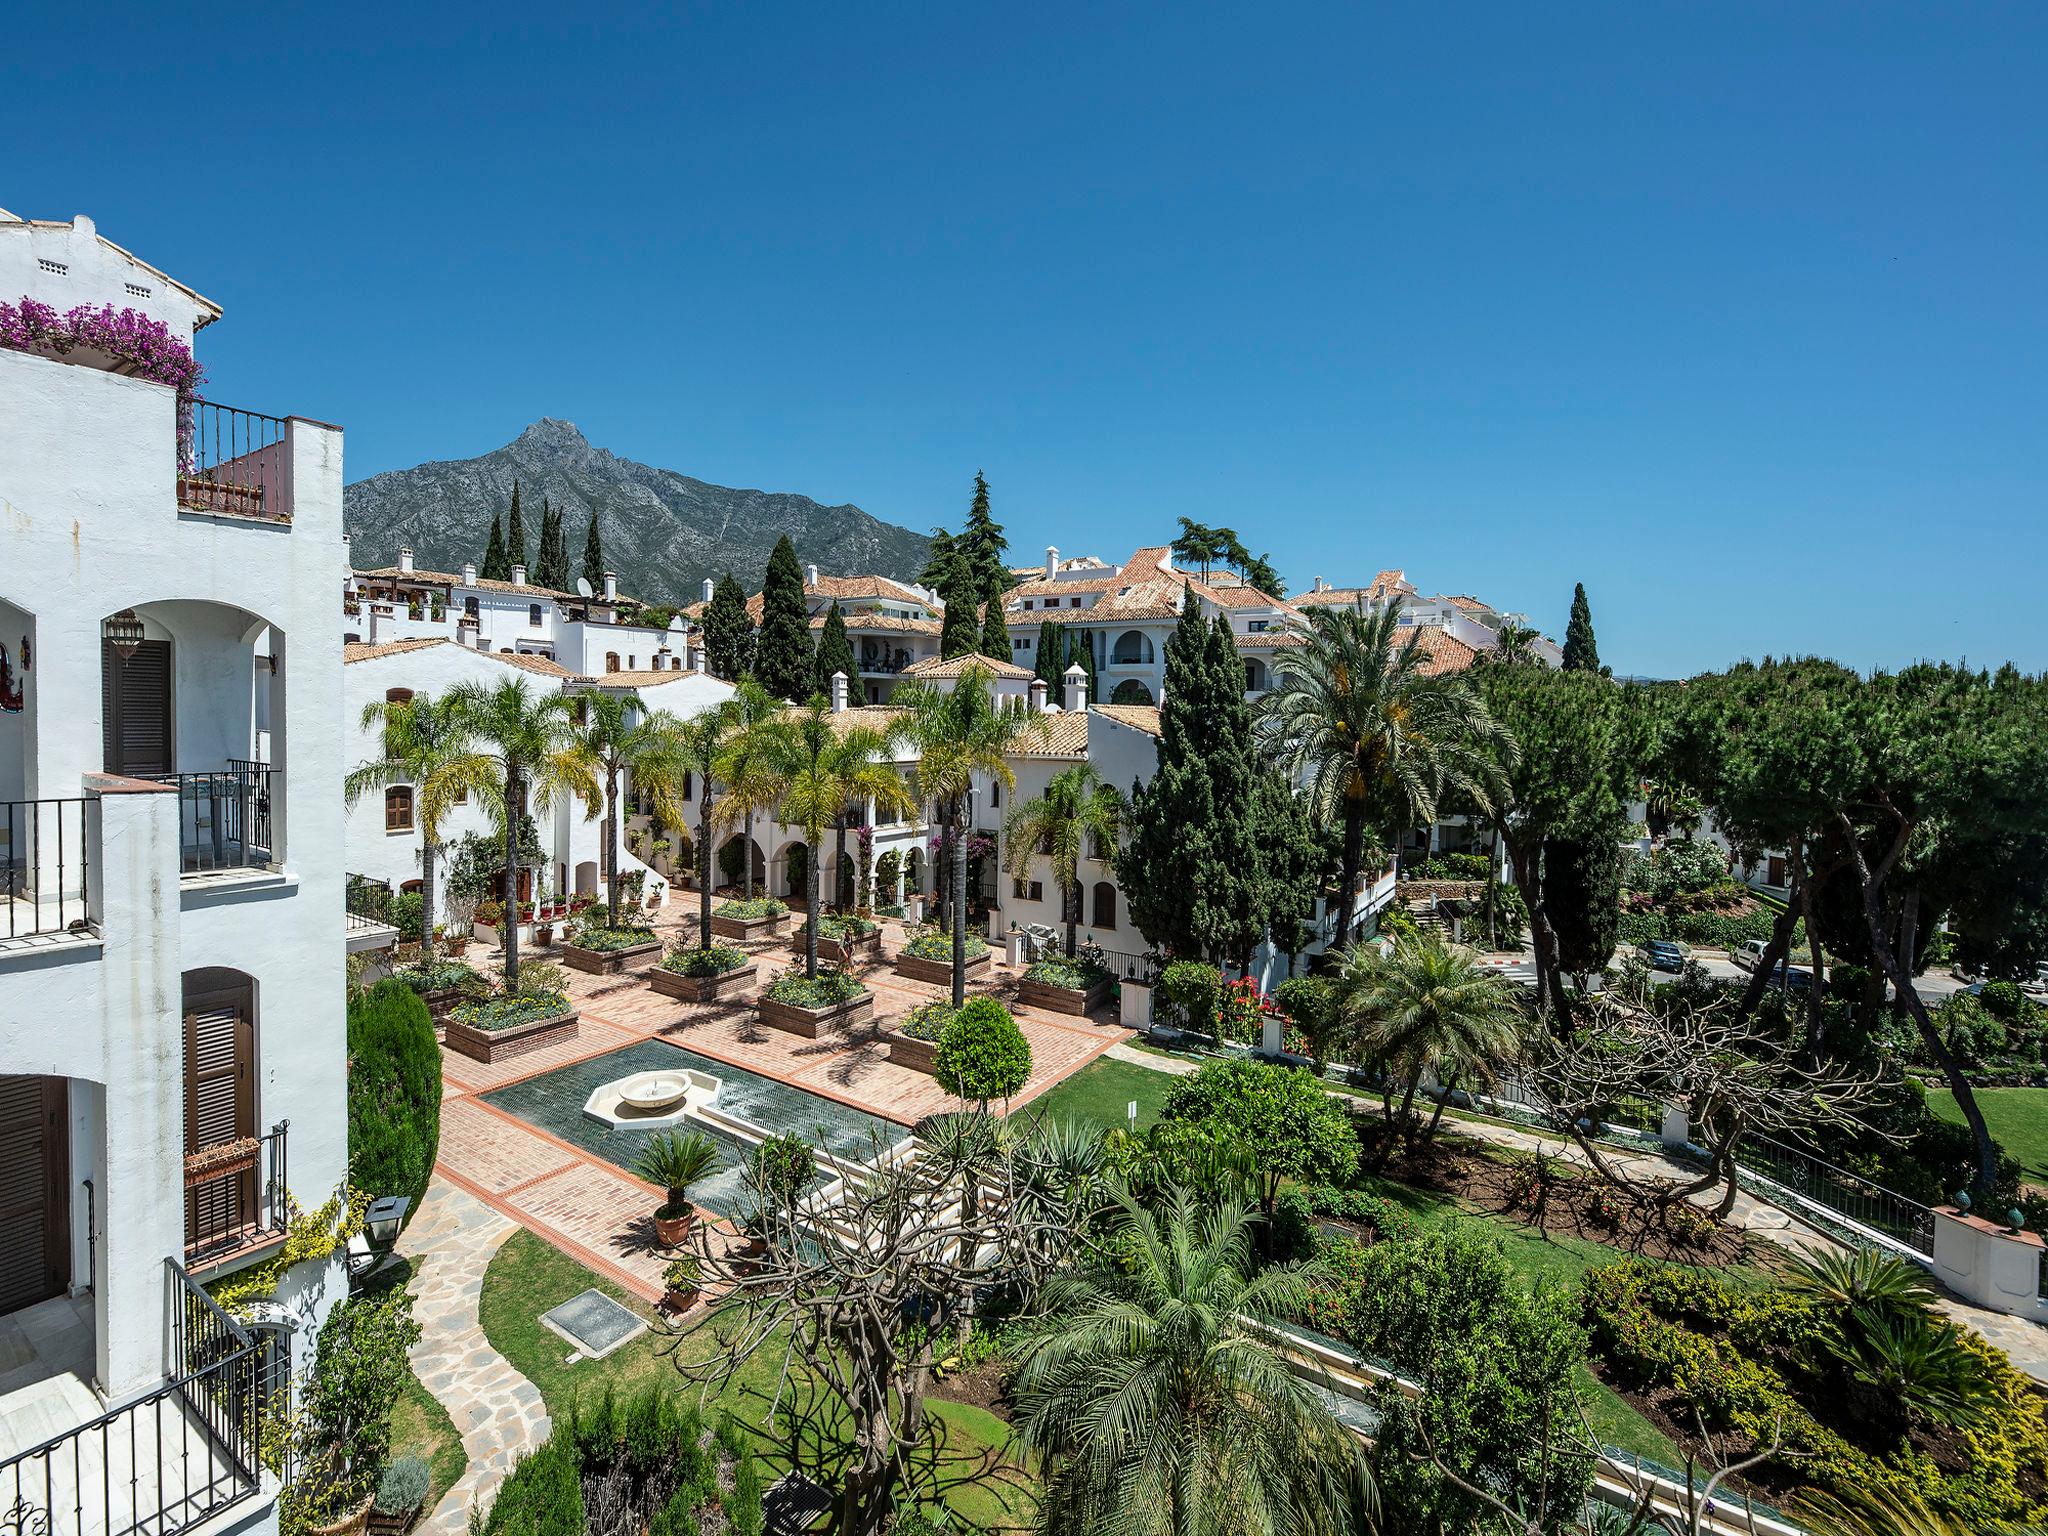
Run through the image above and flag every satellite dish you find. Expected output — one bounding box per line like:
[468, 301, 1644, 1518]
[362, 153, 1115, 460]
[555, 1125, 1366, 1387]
[667, 616, 686, 632]
[575, 576, 594, 598]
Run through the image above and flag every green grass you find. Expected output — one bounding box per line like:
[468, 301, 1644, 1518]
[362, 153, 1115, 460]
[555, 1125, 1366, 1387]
[477, 1229, 1036, 1530]
[1926, 1085, 2048, 1183]
[389, 1369, 467, 1514]
[1018, 1055, 1176, 1132]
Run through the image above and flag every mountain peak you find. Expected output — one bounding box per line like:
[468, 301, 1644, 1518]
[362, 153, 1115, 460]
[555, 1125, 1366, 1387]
[515, 417, 587, 450]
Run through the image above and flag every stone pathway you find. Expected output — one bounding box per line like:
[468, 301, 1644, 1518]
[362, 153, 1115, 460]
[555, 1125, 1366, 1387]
[400, 1181, 552, 1534]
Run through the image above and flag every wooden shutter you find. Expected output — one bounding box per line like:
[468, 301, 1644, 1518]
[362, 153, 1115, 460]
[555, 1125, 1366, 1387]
[184, 993, 255, 1246]
[0, 1076, 69, 1315]
[102, 639, 173, 778]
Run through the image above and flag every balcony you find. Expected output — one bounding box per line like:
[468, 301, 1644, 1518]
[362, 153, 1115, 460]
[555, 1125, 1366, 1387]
[184, 1122, 289, 1267]
[0, 1261, 271, 1536]
[176, 402, 292, 526]
[0, 797, 95, 953]
[140, 764, 277, 875]
[345, 872, 401, 954]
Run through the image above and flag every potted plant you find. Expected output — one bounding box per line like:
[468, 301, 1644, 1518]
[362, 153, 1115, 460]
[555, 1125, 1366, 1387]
[368, 1455, 431, 1535]
[635, 1129, 720, 1247]
[283, 1290, 420, 1536]
[662, 1253, 703, 1312]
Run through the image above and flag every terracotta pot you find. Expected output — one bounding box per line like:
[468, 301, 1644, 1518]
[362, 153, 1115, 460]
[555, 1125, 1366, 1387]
[310, 1497, 375, 1536]
[654, 1208, 695, 1248]
[663, 1284, 700, 1313]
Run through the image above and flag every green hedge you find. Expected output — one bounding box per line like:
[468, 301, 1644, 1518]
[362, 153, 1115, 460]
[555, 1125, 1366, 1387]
[764, 969, 865, 1009]
[661, 943, 747, 978]
[714, 897, 787, 920]
[347, 981, 441, 1221]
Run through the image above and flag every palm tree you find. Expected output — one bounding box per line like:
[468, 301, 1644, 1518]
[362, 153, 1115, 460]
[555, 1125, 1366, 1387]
[668, 696, 744, 950]
[893, 665, 1045, 1003]
[444, 677, 598, 988]
[743, 698, 915, 978]
[1011, 1186, 1374, 1536]
[711, 678, 781, 899]
[1484, 621, 1543, 667]
[344, 694, 497, 963]
[1256, 599, 1513, 944]
[563, 689, 691, 929]
[1331, 931, 1525, 1151]
[1002, 763, 1124, 959]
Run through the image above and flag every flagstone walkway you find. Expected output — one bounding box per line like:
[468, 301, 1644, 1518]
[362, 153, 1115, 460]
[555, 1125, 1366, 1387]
[399, 1182, 552, 1534]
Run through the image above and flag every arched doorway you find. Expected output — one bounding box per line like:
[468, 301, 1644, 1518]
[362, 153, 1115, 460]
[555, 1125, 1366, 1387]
[717, 835, 766, 892]
[1110, 679, 1155, 706]
[779, 842, 810, 902]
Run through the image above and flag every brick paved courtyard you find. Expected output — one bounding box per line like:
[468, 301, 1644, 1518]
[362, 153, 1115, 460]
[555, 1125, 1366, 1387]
[433, 911, 1131, 1297]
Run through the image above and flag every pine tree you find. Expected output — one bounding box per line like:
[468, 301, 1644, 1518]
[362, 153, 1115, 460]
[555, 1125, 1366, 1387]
[979, 577, 1010, 660]
[754, 535, 816, 701]
[1562, 582, 1600, 673]
[919, 528, 959, 592]
[506, 481, 529, 574]
[581, 511, 606, 596]
[959, 471, 1009, 595]
[702, 572, 755, 680]
[1033, 620, 1066, 690]
[1114, 604, 1262, 963]
[481, 510, 510, 581]
[815, 601, 858, 697]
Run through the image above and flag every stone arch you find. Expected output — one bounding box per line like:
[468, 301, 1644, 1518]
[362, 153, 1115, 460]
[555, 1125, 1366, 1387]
[1109, 679, 1155, 706]
[1110, 630, 1153, 666]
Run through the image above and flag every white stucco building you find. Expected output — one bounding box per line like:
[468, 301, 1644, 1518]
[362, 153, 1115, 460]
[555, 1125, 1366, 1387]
[1, 209, 349, 1535]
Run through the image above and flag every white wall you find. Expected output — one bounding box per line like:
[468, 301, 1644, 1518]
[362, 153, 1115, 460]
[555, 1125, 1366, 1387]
[0, 214, 215, 346]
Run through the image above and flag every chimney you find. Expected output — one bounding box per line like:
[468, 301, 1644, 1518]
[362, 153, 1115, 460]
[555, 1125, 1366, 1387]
[398, 545, 415, 574]
[702, 577, 715, 604]
[1044, 545, 1058, 580]
[462, 562, 477, 587]
[1063, 662, 1087, 715]
[805, 562, 821, 588]
[831, 670, 849, 713]
[1313, 576, 1328, 593]
[1029, 677, 1048, 712]
[603, 569, 618, 602]
[692, 643, 708, 675]
[342, 531, 353, 572]
[512, 563, 528, 587]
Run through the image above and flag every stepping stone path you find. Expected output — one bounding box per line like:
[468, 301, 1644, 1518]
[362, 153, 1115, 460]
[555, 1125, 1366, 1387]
[399, 1181, 553, 1533]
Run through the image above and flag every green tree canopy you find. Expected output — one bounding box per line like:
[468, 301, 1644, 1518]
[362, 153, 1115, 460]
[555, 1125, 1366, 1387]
[1562, 581, 1599, 672]
[753, 535, 816, 701]
[506, 479, 529, 573]
[580, 509, 605, 596]
[1159, 1056, 1358, 1212]
[701, 571, 755, 681]
[933, 997, 1032, 1107]
[346, 980, 442, 1221]
[814, 600, 858, 697]
[481, 510, 510, 582]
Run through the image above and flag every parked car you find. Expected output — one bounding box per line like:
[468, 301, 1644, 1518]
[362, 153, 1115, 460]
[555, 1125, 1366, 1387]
[1639, 939, 1687, 972]
[1766, 962, 1815, 993]
[1733, 939, 1769, 972]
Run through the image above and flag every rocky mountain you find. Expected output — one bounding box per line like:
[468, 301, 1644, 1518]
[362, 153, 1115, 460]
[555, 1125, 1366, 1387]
[343, 419, 930, 604]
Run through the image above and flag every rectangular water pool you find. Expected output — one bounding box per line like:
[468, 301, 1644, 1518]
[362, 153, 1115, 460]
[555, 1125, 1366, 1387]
[481, 1040, 902, 1217]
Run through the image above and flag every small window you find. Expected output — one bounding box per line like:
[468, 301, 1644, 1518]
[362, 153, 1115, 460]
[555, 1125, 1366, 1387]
[125, 282, 153, 298]
[452, 785, 468, 806]
[529, 604, 544, 627]
[37, 258, 67, 276]
[1069, 597, 1081, 608]
[1092, 881, 1117, 930]
[683, 772, 695, 802]
[385, 786, 414, 832]
[1012, 877, 1043, 902]
[990, 782, 1001, 808]
[464, 596, 479, 618]
[628, 655, 636, 669]
[606, 652, 621, 673]
[1022, 600, 1033, 611]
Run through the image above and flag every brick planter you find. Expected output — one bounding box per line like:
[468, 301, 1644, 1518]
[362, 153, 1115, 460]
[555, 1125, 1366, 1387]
[648, 961, 760, 1004]
[711, 910, 789, 941]
[790, 927, 883, 966]
[444, 1007, 581, 1064]
[893, 948, 991, 987]
[757, 990, 874, 1039]
[1017, 975, 1116, 1017]
[885, 1028, 942, 1075]
[559, 937, 664, 975]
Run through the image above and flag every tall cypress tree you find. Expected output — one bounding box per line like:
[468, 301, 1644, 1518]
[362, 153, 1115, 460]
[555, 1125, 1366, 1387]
[815, 600, 858, 696]
[702, 572, 755, 680]
[979, 577, 1010, 660]
[919, 528, 959, 592]
[959, 471, 1008, 595]
[506, 481, 529, 574]
[936, 547, 981, 660]
[1033, 620, 1065, 689]
[582, 511, 606, 595]
[1071, 629, 1098, 704]
[1562, 582, 1600, 673]
[530, 500, 558, 589]
[754, 536, 816, 700]
[1544, 822, 1622, 981]
[481, 511, 510, 581]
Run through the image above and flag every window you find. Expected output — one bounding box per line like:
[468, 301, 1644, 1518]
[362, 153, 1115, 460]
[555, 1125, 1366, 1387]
[452, 785, 467, 806]
[606, 652, 621, 673]
[1092, 881, 1117, 930]
[1022, 600, 1033, 611]
[628, 655, 637, 669]
[464, 596, 479, 619]
[529, 604, 544, 627]
[385, 786, 414, 832]
[682, 772, 696, 802]
[1013, 877, 1043, 902]
[1069, 597, 1081, 608]
[989, 782, 1001, 808]
[1248, 619, 1269, 633]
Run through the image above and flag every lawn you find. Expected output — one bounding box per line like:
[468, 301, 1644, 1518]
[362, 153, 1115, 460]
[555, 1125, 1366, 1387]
[1926, 1085, 2048, 1183]
[1017, 1054, 1175, 1132]
[477, 1229, 1036, 1530]
[389, 1369, 467, 1514]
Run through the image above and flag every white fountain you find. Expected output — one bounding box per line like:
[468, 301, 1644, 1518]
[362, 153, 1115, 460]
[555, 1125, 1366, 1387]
[582, 1066, 723, 1130]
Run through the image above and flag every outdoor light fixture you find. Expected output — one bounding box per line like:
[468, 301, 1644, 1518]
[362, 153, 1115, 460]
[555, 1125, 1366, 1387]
[103, 610, 145, 657]
[364, 1194, 411, 1250]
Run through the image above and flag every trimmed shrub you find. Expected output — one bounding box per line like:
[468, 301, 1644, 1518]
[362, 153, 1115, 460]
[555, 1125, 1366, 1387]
[934, 997, 1032, 1105]
[661, 943, 747, 978]
[903, 927, 988, 961]
[1157, 959, 1223, 1033]
[1022, 955, 1111, 990]
[392, 889, 425, 942]
[347, 980, 441, 1220]
[763, 968, 864, 1008]
[714, 896, 787, 920]
[897, 999, 960, 1042]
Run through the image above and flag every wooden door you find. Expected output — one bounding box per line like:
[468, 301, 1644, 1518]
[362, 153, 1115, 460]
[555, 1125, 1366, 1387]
[183, 987, 255, 1248]
[102, 638, 173, 778]
[0, 1076, 70, 1316]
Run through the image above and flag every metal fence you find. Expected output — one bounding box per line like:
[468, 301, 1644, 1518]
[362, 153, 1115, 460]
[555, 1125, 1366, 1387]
[143, 766, 276, 873]
[1726, 1133, 1935, 1256]
[0, 796, 92, 942]
[346, 871, 395, 931]
[185, 1123, 289, 1266]
[1090, 946, 1158, 983]
[178, 401, 290, 523]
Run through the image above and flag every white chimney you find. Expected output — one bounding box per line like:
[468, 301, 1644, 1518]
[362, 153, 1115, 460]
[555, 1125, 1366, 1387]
[806, 562, 821, 588]
[603, 569, 618, 602]
[1044, 545, 1058, 580]
[1063, 662, 1087, 715]
[462, 562, 477, 587]
[692, 644, 708, 675]
[1314, 576, 1328, 593]
[702, 577, 715, 604]
[1029, 677, 1048, 712]
[512, 563, 528, 587]
[831, 670, 849, 713]
[398, 545, 415, 574]
[342, 531, 353, 573]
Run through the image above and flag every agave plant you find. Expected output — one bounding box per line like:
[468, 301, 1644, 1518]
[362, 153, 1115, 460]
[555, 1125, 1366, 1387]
[1784, 1248, 1940, 1320]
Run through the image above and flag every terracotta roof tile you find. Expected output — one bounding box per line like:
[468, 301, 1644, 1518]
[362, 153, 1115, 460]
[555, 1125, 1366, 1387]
[342, 638, 449, 664]
[1091, 703, 1164, 737]
[1011, 711, 1090, 758]
[902, 654, 1034, 681]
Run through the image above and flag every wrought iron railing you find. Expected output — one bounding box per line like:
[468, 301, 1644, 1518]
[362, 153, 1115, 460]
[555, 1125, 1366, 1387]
[0, 1261, 269, 1536]
[1090, 946, 1158, 983]
[345, 872, 395, 931]
[177, 402, 290, 523]
[185, 1122, 289, 1265]
[0, 796, 93, 942]
[1726, 1133, 1934, 1256]
[141, 766, 276, 873]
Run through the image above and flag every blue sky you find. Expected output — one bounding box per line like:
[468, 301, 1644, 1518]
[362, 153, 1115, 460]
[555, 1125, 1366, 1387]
[8, 3, 2043, 676]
